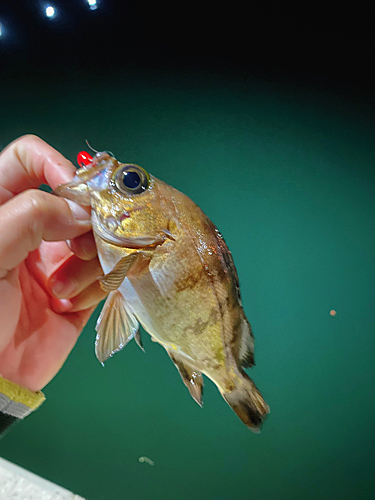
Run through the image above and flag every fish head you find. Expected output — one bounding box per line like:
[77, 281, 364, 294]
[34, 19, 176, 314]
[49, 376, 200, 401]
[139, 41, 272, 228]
[55, 152, 172, 249]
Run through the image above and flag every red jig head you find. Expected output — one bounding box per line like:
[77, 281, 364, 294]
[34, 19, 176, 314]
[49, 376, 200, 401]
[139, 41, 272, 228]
[77, 151, 93, 168]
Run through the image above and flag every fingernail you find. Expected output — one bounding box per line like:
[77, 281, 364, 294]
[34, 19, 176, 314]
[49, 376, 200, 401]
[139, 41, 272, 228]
[80, 237, 97, 259]
[66, 200, 91, 222]
[50, 276, 77, 299]
[67, 236, 97, 260]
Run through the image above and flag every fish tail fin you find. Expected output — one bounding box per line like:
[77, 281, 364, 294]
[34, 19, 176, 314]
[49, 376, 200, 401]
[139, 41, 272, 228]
[222, 371, 269, 432]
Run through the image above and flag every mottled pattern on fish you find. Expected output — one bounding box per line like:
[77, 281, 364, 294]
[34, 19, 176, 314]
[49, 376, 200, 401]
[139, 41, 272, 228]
[56, 152, 269, 431]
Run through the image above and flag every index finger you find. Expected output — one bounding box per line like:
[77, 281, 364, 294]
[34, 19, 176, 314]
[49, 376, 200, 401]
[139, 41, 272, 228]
[0, 135, 77, 204]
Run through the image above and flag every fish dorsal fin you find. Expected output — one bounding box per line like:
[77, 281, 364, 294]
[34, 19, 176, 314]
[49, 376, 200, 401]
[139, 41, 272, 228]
[95, 290, 139, 364]
[99, 252, 141, 293]
[239, 316, 255, 368]
[168, 352, 204, 407]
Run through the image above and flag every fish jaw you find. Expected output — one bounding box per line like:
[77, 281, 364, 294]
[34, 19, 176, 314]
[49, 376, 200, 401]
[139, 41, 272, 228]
[92, 213, 168, 249]
[54, 174, 91, 205]
[54, 152, 116, 205]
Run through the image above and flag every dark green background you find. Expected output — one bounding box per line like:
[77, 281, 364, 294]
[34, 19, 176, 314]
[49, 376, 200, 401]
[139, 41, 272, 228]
[0, 67, 374, 500]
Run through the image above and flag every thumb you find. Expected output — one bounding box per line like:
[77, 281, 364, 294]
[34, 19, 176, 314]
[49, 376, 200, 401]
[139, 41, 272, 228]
[0, 189, 91, 277]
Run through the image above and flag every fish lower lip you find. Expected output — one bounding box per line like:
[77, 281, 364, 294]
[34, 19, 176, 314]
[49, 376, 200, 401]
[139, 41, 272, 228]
[101, 234, 162, 248]
[93, 214, 163, 248]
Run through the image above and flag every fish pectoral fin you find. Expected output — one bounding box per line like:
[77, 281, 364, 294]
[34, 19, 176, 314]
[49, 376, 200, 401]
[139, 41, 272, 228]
[168, 352, 204, 407]
[95, 290, 139, 364]
[99, 252, 143, 293]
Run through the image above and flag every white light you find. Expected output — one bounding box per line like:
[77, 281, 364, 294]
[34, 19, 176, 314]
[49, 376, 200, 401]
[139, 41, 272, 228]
[87, 0, 98, 10]
[0, 23, 3, 37]
[45, 6, 56, 18]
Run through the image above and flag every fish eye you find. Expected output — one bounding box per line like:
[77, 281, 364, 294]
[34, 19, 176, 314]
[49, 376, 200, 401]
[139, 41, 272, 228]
[113, 164, 150, 195]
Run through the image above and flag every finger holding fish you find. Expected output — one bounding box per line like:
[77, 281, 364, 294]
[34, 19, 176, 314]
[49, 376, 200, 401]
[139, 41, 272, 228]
[51, 280, 107, 314]
[67, 231, 98, 261]
[47, 250, 106, 314]
[48, 255, 103, 299]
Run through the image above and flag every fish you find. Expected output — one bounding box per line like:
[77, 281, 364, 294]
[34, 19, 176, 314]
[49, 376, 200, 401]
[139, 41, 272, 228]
[55, 151, 269, 431]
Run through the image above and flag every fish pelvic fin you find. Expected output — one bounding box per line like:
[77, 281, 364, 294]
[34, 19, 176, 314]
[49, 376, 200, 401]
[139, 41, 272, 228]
[99, 252, 144, 293]
[168, 352, 204, 407]
[222, 371, 269, 432]
[95, 290, 139, 364]
[239, 316, 255, 368]
[134, 329, 145, 352]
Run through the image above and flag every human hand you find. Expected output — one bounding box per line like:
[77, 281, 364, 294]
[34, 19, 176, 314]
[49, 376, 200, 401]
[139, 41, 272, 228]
[0, 135, 106, 392]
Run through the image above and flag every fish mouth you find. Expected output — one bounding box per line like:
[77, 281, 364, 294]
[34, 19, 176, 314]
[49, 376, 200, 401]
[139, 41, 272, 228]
[92, 213, 165, 249]
[54, 153, 115, 205]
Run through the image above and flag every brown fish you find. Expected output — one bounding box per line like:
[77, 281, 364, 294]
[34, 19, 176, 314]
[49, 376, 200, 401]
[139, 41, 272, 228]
[56, 152, 269, 431]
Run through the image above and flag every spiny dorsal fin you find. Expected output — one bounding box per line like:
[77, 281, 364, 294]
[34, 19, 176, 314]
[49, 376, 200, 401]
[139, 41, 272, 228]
[99, 252, 141, 293]
[239, 316, 255, 368]
[95, 290, 139, 364]
[168, 352, 204, 407]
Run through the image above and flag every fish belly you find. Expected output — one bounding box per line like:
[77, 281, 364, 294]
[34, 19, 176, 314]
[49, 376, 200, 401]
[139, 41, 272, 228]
[123, 258, 232, 386]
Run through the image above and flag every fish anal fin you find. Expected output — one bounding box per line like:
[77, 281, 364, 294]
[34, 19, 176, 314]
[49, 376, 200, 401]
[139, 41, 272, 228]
[239, 316, 255, 368]
[95, 290, 139, 364]
[168, 352, 204, 407]
[99, 252, 142, 293]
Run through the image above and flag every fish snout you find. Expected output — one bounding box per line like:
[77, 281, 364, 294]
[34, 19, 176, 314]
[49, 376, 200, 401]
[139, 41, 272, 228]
[54, 176, 91, 205]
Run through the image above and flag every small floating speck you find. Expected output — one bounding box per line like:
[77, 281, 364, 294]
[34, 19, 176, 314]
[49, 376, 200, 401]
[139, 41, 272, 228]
[329, 310, 337, 317]
[139, 456, 155, 466]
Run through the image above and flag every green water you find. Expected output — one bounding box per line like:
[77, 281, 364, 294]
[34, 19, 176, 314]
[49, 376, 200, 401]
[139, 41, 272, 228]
[0, 69, 374, 500]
